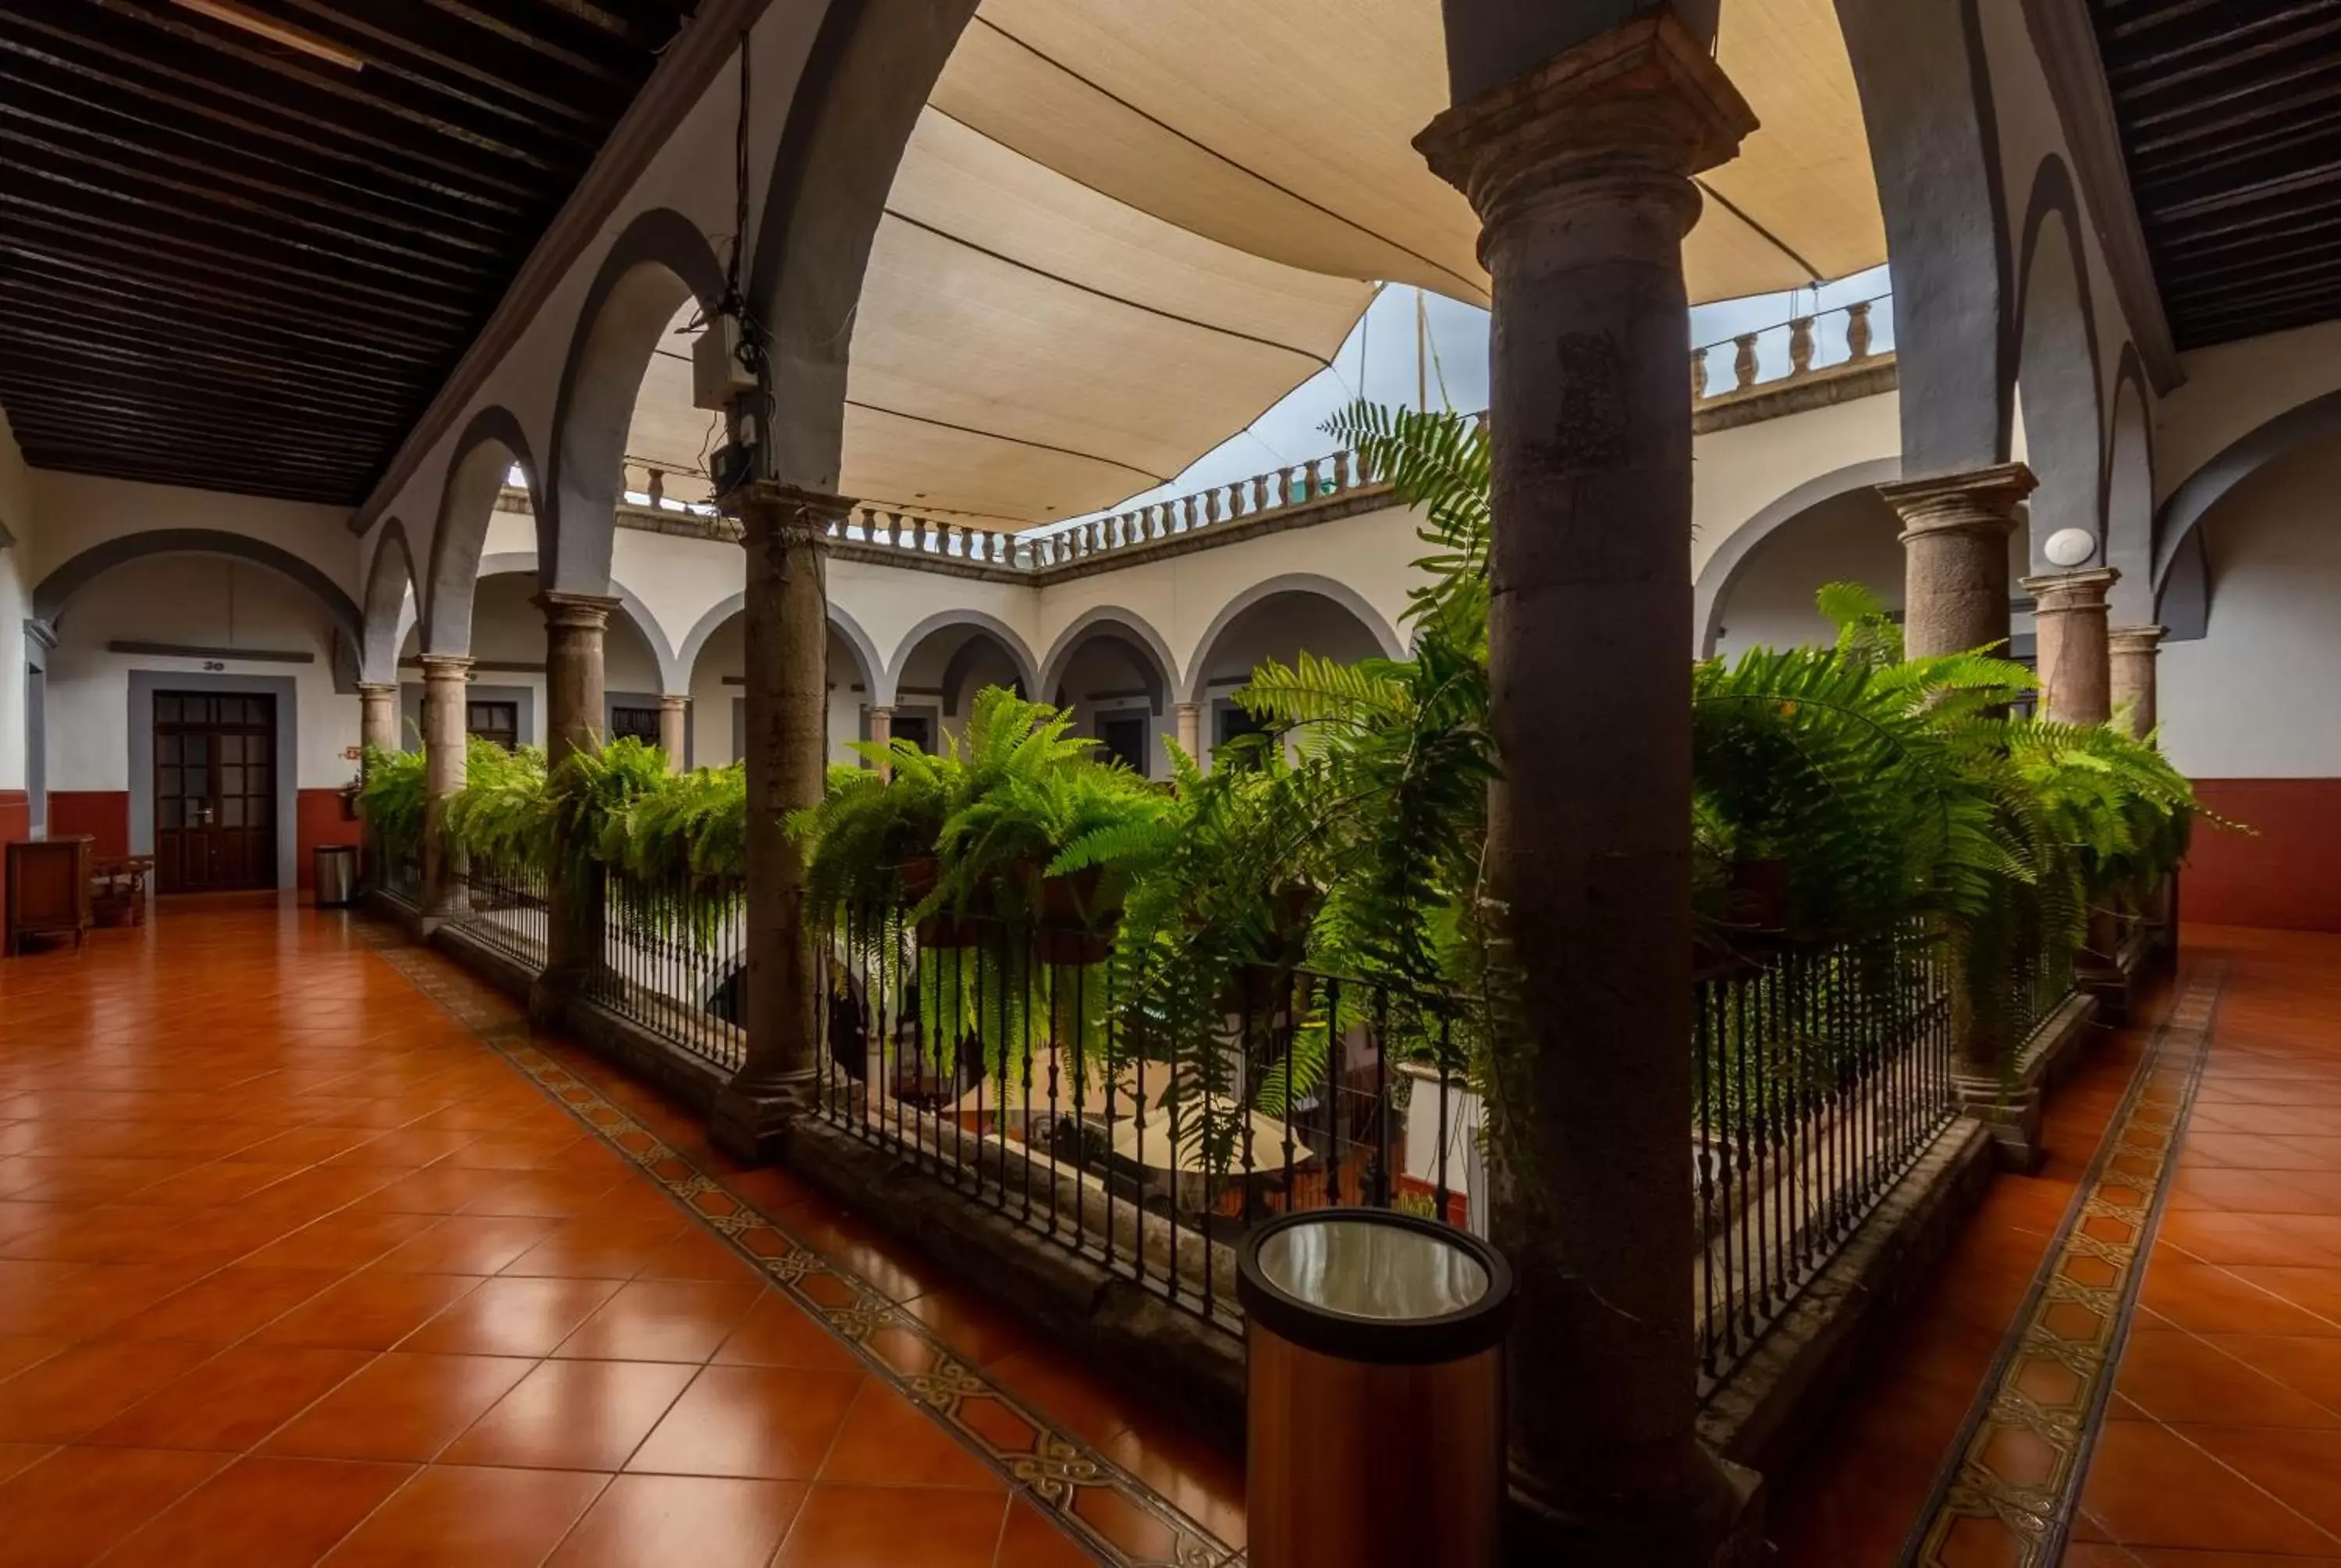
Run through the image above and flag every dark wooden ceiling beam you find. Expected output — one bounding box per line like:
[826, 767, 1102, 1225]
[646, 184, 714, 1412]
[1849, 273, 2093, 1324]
[0, 16, 548, 207]
[0, 0, 681, 502]
[0, 125, 503, 290]
[0, 193, 479, 325]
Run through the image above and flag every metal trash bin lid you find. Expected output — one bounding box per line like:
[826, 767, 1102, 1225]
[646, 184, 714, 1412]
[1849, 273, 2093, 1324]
[1238, 1210, 1513, 1365]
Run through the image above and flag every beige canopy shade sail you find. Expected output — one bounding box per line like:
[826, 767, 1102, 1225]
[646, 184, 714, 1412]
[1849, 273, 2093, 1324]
[622, 0, 1883, 527]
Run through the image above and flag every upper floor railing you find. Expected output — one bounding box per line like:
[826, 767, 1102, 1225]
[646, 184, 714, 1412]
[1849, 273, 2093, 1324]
[563, 300, 1896, 578]
[1692, 294, 1892, 401]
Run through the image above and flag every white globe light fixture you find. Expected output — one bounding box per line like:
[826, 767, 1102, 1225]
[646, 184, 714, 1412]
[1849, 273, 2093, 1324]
[2044, 527, 2098, 569]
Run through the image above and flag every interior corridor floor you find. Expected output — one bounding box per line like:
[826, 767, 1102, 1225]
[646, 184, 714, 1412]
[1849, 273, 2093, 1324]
[0, 897, 1240, 1568]
[1771, 924, 2341, 1567]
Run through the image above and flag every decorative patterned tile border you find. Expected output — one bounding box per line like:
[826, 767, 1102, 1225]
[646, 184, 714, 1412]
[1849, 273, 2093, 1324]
[1895, 959, 2228, 1568]
[368, 935, 1242, 1568]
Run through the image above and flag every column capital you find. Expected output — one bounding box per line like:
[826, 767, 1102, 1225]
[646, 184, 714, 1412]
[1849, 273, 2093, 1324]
[2021, 566, 2120, 615]
[2108, 623, 2168, 655]
[415, 654, 473, 682]
[657, 692, 690, 712]
[1414, 12, 1757, 244]
[1173, 699, 1202, 716]
[725, 481, 855, 541]
[356, 682, 400, 698]
[864, 704, 894, 718]
[1879, 462, 2037, 543]
[532, 591, 620, 633]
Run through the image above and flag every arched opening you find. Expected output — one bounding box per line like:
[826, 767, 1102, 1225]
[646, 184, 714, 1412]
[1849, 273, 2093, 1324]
[683, 606, 881, 769]
[398, 566, 668, 756]
[1039, 610, 1178, 777]
[34, 540, 366, 892]
[2013, 164, 2106, 574]
[423, 407, 539, 657]
[1184, 584, 1398, 765]
[886, 616, 1037, 757]
[548, 208, 726, 591]
[2105, 364, 2155, 626]
[360, 520, 420, 687]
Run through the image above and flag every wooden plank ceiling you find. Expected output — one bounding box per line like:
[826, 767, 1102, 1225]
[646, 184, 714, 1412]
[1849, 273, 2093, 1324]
[0, 0, 693, 506]
[2091, 0, 2341, 350]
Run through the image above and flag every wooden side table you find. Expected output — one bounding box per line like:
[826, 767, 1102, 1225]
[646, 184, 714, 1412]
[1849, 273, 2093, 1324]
[5, 836, 94, 956]
[91, 855, 155, 928]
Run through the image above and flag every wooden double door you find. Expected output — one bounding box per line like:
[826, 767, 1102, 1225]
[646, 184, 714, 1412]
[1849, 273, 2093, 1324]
[155, 691, 276, 893]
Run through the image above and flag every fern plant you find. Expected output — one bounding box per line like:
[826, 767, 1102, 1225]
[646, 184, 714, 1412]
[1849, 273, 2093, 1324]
[357, 745, 428, 860]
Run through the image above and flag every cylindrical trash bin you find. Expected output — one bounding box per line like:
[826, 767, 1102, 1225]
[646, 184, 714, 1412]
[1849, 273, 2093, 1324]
[1238, 1209, 1514, 1568]
[313, 844, 359, 908]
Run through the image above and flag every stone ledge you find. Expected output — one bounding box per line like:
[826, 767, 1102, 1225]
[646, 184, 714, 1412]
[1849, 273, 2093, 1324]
[780, 1116, 1249, 1446]
[1697, 1116, 1997, 1477]
[2020, 988, 2104, 1095]
[557, 995, 730, 1116]
[427, 923, 538, 1008]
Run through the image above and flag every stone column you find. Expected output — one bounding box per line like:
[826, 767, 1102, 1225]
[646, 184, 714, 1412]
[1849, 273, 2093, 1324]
[357, 683, 400, 762]
[417, 655, 471, 917]
[1416, 16, 1756, 1562]
[1881, 465, 2041, 1162]
[714, 481, 847, 1164]
[535, 593, 616, 1017]
[865, 706, 893, 781]
[658, 694, 689, 772]
[1174, 701, 1202, 763]
[2023, 568, 2119, 726]
[1880, 463, 2036, 659]
[2025, 569, 2129, 1011]
[2109, 624, 2166, 741]
[2110, 624, 2177, 963]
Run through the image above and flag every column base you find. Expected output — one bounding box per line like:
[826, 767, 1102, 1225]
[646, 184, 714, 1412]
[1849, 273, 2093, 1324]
[1505, 1453, 1764, 1568]
[710, 1075, 820, 1166]
[2080, 962, 2130, 1027]
[528, 969, 584, 1033]
[1953, 1073, 2044, 1173]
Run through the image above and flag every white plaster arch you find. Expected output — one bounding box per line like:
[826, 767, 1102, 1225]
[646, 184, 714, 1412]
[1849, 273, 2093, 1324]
[676, 591, 884, 698]
[1037, 606, 1179, 717]
[1693, 456, 1906, 658]
[360, 519, 421, 685]
[1178, 573, 1406, 703]
[884, 609, 1043, 709]
[469, 550, 685, 694]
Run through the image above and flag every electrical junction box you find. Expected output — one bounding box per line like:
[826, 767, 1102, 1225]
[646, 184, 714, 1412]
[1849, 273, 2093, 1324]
[692, 315, 756, 410]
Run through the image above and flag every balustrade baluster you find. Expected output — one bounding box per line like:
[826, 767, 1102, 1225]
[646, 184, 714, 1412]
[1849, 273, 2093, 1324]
[1692, 345, 1710, 400]
[1789, 317, 1815, 377]
[1733, 332, 1760, 392]
[1846, 300, 1875, 362]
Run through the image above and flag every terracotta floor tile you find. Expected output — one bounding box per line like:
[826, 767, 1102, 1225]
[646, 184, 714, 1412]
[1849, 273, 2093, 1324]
[2112, 1329, 2341, 1427]
[0, 1445, 233, 1568]
[0, 1339, 218, 1442]
[819, 1381, 1004, 1490]
[396, 1273, 625, 1357]
[1099, 1420, 1247, 1551]
[552, 1278, 762, 1362]
[261, 1350, 535, 1462]
[898, 1286, 1045, 1371]
[772, 1481, 1009, 1568]
[2137, 1261, 2341, 1336]
[368, 1215, 563, 1275]
[86, 1345, 375, 1451]
[711, 1291, 863, 1372]
[442, 1357, 698, 1471]
[2078, 1401, 2341, 1554]
[0, 1440, 53, 1485]
[319, 1463, 611, 1568]
[104, 1265, 346, 1344]
[544, 1473, 808, 1568]
[97, 1454, 417, 1568]
[234, 1210, 443, 1273]
[0, 1333, 66, 1381]
[626, 1364, 865, 1480]
[985, 1348, 1152, 1446]
[2183, 1424, 2341, 1542]
[250, 1269, 485, 1350]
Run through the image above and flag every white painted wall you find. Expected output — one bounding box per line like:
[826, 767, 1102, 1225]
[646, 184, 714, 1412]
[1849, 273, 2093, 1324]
[44, 557, 358, 790]
[2160, 436, 2341, 779]
[1690, 389, 1903, 584]
[25, 469, 355, 595]
[0, 410, 32, 796]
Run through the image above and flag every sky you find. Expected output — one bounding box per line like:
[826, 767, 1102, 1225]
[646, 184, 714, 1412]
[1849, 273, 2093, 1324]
[1031, 263, 1895, 536]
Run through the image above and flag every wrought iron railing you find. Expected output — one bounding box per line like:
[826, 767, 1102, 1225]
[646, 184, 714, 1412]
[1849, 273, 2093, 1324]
[2006, 916, 2079, 1055]
[586, 869, 748, 1074]
[1693, 924, 1957, 1391]
[808, 903, 1478, 1327]
[445, 856, 549, 970]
